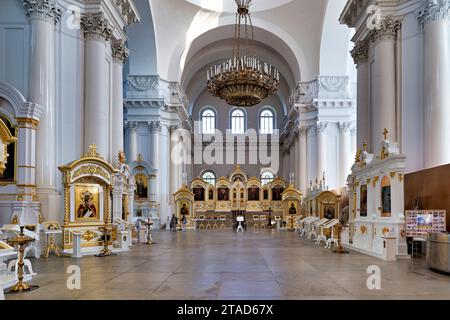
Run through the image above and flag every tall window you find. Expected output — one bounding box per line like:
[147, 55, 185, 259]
[260, 109, 274, 134]
[201, 108, 215, 134]
[202, 171, 216, 185]
[261, 171, 275, 185]
[231, 109, 245, 134]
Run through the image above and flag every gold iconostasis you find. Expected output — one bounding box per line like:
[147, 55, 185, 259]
[174, 166, 303, 228]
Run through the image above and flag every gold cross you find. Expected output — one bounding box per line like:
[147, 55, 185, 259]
[88, 143, 97, 154]
[383, 128, 389, 140]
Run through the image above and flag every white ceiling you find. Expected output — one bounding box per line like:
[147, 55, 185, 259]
[183, 0, 294, 13]
[127, 0, 354, 115]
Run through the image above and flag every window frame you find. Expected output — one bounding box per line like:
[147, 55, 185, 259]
[201, 170, 216, 186]
[229, 108, 247, 134]
[200, 107, 216, 135]
[259, 107, 276, 134]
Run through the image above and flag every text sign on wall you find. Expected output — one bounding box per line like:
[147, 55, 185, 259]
[405, 210, 446, 238]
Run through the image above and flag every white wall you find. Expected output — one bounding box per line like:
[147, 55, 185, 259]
[0, 0, 29, 98]
[401, 12, 424, 173]
[125, 0, 157, 75]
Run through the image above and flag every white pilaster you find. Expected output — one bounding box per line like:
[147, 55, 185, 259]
[338, 122, 352, 187]
[316, 122, 328, 180]
[419, 1, 450, 168]
[81, 13, 112, 160]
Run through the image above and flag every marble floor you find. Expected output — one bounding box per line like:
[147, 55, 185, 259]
[5, 230, 450, 300]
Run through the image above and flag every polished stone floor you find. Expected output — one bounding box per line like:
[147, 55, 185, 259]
[5, 230, 450, 300]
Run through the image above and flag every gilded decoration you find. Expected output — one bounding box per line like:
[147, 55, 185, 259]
[58, 145, 117, 251]
[0, 118, 17, 176]
[360, 225, 367, 234]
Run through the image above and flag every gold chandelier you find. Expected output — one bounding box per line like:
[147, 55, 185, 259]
[206, 0, 280, 107]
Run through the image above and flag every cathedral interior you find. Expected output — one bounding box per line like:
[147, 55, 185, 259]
[0, 0, 450, 302]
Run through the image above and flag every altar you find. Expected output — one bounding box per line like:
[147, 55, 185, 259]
[346, 130, 409, 260]
[175, 166, 301, 230]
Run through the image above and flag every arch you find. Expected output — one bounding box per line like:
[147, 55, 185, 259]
[261, 170, 275, 186]
[201, 169, 216, 186]
[0, 81, 42, 121]
[319, 0, 355, 79]
[161, 16, 305, 82]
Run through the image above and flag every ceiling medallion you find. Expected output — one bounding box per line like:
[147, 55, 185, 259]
[206, 0, 280, 107]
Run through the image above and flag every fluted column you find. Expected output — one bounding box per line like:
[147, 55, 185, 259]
[338, 122, 352, 187]
[299, 126, 308, 192]
[81, 13, 112, 159]
[369, 16, 400, 147]
[111, 40, 129, 167]
[23, 0, 61, 220]
[316, 122, 328, 181]
[351, 40, 370, 149]
[419, 0, 450, 168]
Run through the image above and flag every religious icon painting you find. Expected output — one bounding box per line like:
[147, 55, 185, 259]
[360, 184, 368, 217]
[75, 184, 100, 221]
[288, 201, 297, 215]
[381, 176, 391, 217]
[135, 173, 148, 199]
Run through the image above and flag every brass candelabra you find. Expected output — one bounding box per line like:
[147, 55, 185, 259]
[141, 218, 155, 244]
[333, 223, 349, 254]
[7, 226, 38, 293]
[95, 223, 116, 257]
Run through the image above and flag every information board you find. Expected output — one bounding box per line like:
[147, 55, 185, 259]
[405, 210, 446, 238]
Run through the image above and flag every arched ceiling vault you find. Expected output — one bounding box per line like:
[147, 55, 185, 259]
[142, 0, 354, 117]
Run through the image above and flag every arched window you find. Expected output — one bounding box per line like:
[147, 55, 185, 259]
[261, 171, 275, 186]
[202, 171, 216, 186]
[231, 109, 245, 134]
[201, 108, 216, 134]
[260, 109, 275, 134]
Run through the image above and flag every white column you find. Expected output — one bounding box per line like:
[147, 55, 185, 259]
[338, 122, 352, 187]
[299, 126, 308, 192]
[127, 122, 138, 162]
[111, 40, 129, 167]
[159, 124, 171, 226]
[81, 13, 112, 159]
[169, 125, 181, 196]
[419, 2, 450, 168]
[23, 0, 61, 221]
[148, 122, 161, 204]
[294, 129, 300, 188]
[316, 122, 328, 181]
[351, 40, 370, 149]
[369, 16, 400, 146]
